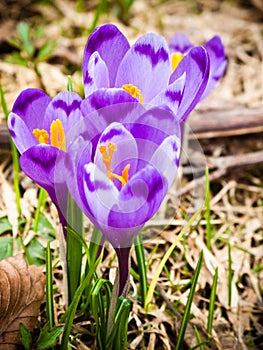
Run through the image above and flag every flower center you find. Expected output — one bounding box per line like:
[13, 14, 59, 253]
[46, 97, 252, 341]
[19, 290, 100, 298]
[99, 142, 130, 188]
[122, 84, 144, 103]
[32, 119, 66, 151]
[171, 52, 184, 71]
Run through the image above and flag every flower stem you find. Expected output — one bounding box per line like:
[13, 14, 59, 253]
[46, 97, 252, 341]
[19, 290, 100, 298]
[135, 233, 147, 307]
[0, 84, 21, 217]
[107, 247, 131, 339]
[66, 194, 83, 305]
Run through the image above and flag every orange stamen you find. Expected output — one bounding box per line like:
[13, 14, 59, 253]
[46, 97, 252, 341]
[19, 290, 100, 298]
[122, 84, 144, 103]
[99, 142, 130, 187]
[50, 119, 66, 151]
[32, 129, 49, 144]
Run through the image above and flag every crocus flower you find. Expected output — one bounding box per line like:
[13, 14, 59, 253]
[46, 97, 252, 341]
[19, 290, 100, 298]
[7, 88, 83, 230]
[82, 24, 213, 121]
[61, 101, 181, 295]
[169, 32, 227, 100]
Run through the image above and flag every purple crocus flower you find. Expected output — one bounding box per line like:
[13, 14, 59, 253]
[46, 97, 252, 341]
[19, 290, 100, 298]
[61, 101, 181, 295]
[7, 88, 83, 230]
[82, 24, 213, 121]
[169, 32, 227, 100]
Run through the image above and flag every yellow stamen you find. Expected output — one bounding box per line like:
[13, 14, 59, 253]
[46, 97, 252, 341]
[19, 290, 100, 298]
[32, 129, 49, 144]
[122, 84, 144, 103]
[99, 142, 130, 187]
[50, 119, 66, 151]
[171, 52, 184, 71]
[121, 164, 130, 184]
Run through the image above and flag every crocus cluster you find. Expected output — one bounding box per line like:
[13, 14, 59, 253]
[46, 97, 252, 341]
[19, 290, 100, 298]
[8, 24, 227, 295]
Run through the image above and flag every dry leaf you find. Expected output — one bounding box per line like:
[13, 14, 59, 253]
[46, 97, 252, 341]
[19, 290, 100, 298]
[0, 254, 45, 349]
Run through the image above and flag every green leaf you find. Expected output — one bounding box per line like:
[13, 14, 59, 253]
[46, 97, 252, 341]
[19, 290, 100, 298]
[207, 267, 218, 338]
[36, 41, 56, 61]
[60, 256, 102, 349]
[7, 36, 22, 50]
[5, 52, 29, 67]
[36, 324, 64, 350]
[33, 213, 56, 241]
[0, 216, 12, 235]
[175, 251, 203, 350]
[134, 233, 147, 307]
[17, 22, 35, 57]
[19, 323, 32, 350]
[0, 237, 13, 260]
[46, 241, 54, 328]
[26, 237, 46, 266]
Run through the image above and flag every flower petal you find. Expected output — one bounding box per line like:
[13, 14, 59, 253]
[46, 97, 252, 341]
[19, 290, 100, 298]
[8, 112, 38, 153]
[107, 164, 167, 247]
[150, 73, 186, 113]
[169, 32, 193, 54]
[201, 35, 227, 99]
[150, 135, 181, 188]
[20, 145, 61, 204]
[128, 106, 181, 167]
[170, 46, 210, 121]
[44, 91, 83, 133]
[80, 89, 143, 140]
[82, 162, 119, 230]
[10, 88, 51, 131]
[82, 24, 130, 87]
[115, 33, 171, 102]
[83, 51, 110, 97]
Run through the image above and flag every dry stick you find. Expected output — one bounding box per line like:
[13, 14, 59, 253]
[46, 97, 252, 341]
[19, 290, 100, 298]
[178, 149, 263, 198]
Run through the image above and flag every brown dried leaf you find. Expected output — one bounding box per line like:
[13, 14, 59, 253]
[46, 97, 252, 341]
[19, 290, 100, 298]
[0, 254, 45, 349]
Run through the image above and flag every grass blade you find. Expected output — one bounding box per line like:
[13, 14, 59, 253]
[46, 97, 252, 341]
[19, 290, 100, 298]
[228, 242, 232, 307]
[46, 240, 54, 328]
[0, 84, 21, 216]
[175, 250, 203, 350]
[34, 188, 47, 232]
[205, 166, 212, 250]
[207, 267, 218, 338]
[60, 256, 101, 349]
[145, 205, 204, 311]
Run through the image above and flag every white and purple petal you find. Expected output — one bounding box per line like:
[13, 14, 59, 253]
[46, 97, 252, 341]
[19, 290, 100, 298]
[44, 91, 83, 133]
[82, 162, 119, 230]
[8, 113, 38, 153]
[80, 88, 142, 137]
[170, 46, 210, 121]
[150, 73, 186, 113]
[10, 88, 51, 131]
[169, 32, 193, 54]
[20, 145, 61, 204]
[83, 51, 110, 97]
[106, 164, 167, 247]
[202, 35, 227, 99]
[150, 135, 181, 188]
[128, 106, 181, 167]
[82, 24, 130, 87]
[115, 33, 171, 102]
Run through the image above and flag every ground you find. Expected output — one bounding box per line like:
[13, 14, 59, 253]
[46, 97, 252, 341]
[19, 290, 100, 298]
[0, 0, 262, 349]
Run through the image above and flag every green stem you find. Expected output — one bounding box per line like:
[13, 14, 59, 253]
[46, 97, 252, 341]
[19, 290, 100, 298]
[66, 195, 83, 305]
[46, 241, 54, 328]
[0, 84, 21, 216]
[134, 233, 147, 307]
[34, 188, 47, 231]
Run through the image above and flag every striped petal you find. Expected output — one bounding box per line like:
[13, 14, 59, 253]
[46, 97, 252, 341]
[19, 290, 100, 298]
[115, 33, 171, 102]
